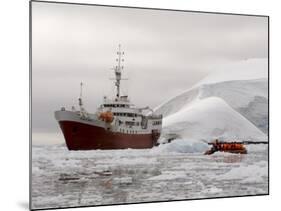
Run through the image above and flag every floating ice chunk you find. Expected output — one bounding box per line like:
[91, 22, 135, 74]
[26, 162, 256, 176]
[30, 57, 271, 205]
[213, 161, 268, 183]
[155, 138, 209, 153]
[147, 171, 187, 181]
[113, 177, 133, 184]
[202, 187, 223, 194]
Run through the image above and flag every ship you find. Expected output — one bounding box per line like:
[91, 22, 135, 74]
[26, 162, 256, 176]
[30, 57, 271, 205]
[55, 45, 163, 150]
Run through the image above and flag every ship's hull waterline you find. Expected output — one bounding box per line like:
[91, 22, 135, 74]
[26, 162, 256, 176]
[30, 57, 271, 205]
[55, 111, 160, 150]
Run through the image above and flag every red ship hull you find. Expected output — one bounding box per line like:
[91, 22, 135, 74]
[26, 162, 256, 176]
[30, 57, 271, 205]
[59, 121, 160, 150]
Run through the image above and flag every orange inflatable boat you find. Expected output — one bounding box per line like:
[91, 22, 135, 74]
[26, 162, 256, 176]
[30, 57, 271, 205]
[204, 139, 247, 155]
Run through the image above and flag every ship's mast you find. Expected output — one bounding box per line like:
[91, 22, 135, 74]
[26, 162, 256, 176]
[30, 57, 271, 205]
[78, 82, 89, 118]
[114, 44, 124, 99]
[79, 82, 83, 107]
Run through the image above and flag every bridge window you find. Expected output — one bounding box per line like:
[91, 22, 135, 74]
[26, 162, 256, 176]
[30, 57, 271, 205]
[153, 121, 162, 125]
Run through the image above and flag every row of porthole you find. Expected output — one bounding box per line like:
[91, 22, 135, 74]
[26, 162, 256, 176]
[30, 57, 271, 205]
[120, 128, 138, 134]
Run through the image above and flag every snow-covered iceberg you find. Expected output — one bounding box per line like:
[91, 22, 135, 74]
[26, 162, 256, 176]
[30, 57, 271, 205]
[162, 97, 267, 142]
[155, 58, 268, 145]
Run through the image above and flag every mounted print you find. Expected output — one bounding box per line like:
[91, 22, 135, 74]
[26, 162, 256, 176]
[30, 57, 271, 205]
[30, 0, 269, 210]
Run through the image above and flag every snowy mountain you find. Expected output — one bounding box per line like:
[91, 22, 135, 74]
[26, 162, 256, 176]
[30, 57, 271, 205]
[155, 58, 268, 142]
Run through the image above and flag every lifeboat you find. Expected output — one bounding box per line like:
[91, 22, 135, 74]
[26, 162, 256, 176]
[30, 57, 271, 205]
[204, 140, 247, 155]
[98, 111, 114, 123]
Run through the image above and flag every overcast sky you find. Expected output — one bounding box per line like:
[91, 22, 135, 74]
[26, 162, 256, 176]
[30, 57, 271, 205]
[31, 1, 268, 144]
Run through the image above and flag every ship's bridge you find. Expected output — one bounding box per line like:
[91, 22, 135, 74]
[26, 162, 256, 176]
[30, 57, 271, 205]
[102, 96, 133, 108]
[100, 96, 149, 117]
